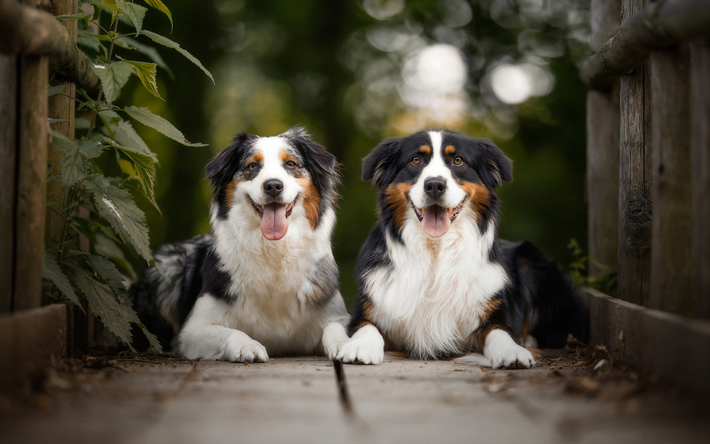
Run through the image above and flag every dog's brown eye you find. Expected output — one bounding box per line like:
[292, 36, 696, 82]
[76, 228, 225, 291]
[247, 163, 258, 170]
[412, 156, 421, 165]
[453, 156, 463, 166]
[285, 160, 297, 169]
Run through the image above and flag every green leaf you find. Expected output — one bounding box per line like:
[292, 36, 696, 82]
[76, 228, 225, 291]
[123, 106, 207, 147]
[42, 252, 85, 312]
[140, 31, 214, 84]
[75, 117, 91, 129]
[142, 0, 172, 31]
[139, 327, 163, 352]
[93, 61, 134, 104]
[52, 134, 88, 188]
[84, 253, 128, 298]
[94, 233, 137, 280]
[115, 120, 155, 158]
[57, 12, 93, 20]
[68, 261, 134, 347]
[103, 136, 159, 209]
[102, 0, 119, 24]
[48, 84, 65, 96]
[116, 36, 174, 79]
[123, 60, 163, 101]
[84, 174, 152, 262]
[119, 1, 147, 36]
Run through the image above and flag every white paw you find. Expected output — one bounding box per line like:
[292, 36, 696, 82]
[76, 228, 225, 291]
[222, 333, 269, 363]
[322, 322, 349, 360]
[484, 329, 535, 369]
[336, 325, 384, 365]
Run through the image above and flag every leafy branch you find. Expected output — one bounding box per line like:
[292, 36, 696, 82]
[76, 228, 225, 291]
[42, 0, 213, 352]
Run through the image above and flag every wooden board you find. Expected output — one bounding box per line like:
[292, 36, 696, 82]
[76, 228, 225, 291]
[618, 0, 653, 307]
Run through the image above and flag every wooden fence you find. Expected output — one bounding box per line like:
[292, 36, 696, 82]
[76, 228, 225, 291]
[0, 0, 99, 387]
[584, 0, 710, 320]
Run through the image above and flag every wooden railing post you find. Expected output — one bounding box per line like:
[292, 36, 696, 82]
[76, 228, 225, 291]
[587, 0, 621, 278]
[650, 44, 693, 316]
[691, 39, 710, 320]
[618, 0, 653, 307]
[0, 54, 18, 313]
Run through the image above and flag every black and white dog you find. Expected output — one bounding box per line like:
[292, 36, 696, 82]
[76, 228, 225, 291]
[133, 127, 349, 362]
[327, 130, 588, 368]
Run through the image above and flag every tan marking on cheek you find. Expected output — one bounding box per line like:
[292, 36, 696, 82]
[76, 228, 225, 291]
[297, 177, 320, 229]
[445, 145, 456, 155]
[457, 181, 490, 221]
[383, 183, 413, 231]
[419, 145, 431, 155]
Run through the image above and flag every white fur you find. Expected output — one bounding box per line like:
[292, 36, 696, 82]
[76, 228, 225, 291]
[484, 329, 534, 369]
[336, 325, 385, 365]
[322, 321, 350, 360]
[176, 134, 348, 361]
[409, 131, 466, 210]
[239, 136, 302, 207]
[363, 207, 508, 359]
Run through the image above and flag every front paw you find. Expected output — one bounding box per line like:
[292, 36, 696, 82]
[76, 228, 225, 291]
[336, 338, 384, 364]
[322, 322, 349, 360]
[485, 329, 534, 369]
[222, 334, 269, 363]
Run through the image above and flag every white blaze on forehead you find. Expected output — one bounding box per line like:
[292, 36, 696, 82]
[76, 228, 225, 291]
[409, 131, 466, 209]
[241, 136, 302, 205]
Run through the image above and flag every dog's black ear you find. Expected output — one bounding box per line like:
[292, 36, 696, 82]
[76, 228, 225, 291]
[362, 137, 401, 186]
[206, 132, 250, 186]
[285, 126, 339, 194]
[301, 139, 338, 193]
[478, 139, 512, 188]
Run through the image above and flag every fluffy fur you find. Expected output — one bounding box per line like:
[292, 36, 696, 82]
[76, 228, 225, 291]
[133, 126, 349, 361]
[334, 130, 588, 368]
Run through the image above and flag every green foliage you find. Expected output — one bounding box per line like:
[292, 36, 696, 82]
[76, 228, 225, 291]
[42, 0, 212, 352]
[567, 239, 617, 296]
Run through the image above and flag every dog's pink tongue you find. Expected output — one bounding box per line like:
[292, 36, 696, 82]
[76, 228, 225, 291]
[421, 205, 451, 238]
[261, 203, 288, 240]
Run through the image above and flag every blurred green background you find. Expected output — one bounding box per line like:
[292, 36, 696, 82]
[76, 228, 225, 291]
[118, 0, 591, 308]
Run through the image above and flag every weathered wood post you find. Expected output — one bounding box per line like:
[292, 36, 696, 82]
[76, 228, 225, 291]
[618, 0, 653, 307]
[587, 0, 620, 279]
[650, 43, 693, 316]
[691, 39, 710, 319]
[0, 0, 50, 312]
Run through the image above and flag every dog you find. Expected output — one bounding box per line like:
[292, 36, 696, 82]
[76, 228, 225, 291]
[133, 126, 350, 362]
[326, 129, 588, 368]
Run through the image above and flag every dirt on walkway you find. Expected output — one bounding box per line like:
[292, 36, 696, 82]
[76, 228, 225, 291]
[1, 346, 708, 443]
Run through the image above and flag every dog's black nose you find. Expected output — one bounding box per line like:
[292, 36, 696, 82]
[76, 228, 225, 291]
[263, 179, 284, 198]
[424, 177, 447, 200]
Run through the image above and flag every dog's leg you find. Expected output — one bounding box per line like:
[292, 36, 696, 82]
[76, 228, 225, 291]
[176, 295, 269, 362]
[322, 321, 350, 360]
[483, 329, 534, 369]
[336, 324, 385, 365]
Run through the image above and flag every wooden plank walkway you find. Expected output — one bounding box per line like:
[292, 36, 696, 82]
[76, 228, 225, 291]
[1, 350, 708, 443]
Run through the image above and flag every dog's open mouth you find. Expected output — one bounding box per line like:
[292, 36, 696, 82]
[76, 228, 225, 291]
[411, 199, 464, 238]
[248, 196, 296, 241]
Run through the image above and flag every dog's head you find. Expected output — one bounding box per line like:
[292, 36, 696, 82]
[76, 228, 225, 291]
[207, 126, 338, 241]
[363, 130, 512, 239]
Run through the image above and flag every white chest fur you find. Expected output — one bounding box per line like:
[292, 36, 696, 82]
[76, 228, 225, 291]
[363, 209, 508, 358]
[196, 204, 340, 356]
